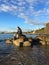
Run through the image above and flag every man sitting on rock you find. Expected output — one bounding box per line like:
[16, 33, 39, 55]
[17, 27, 22, 38]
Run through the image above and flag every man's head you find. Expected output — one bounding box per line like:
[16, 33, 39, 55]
[18, 27, 20, 29]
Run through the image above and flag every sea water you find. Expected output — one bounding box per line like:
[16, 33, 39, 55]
[0, 34, 49, 65]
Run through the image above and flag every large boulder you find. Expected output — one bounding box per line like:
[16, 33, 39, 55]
[13, 39, 31, 47]
[13, 37, 24, 46]
[6, 38, 13, 44]
[6, 34, 33, 47]
[13, 39, 21, 46]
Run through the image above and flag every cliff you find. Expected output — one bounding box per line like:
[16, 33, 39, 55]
[35, 28, 45, 34]
[45, 22, 49, 34]
[35, 22, 49, 34]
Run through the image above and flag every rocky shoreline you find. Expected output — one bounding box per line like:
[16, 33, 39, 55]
[5, 33, 49, 47]
[0, 33, 49, 46]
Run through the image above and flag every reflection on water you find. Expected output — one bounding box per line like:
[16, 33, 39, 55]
[0, 34, 13, 40]
[0, 34, 37, 40]
[0, 41, 49, 65]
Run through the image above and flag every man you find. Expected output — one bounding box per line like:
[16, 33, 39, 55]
[17, 27, 22, 38]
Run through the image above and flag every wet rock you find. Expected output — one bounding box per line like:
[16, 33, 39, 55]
[28, 37, 33, 42]
[11, 57, 16, 61]
[13, 38, 24, 47]
[18, 62, 23, 65]
[37, 35, 49, 45]
[6, 39, 12, 44]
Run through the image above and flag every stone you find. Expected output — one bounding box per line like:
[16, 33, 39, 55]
[28, 37, 33, 42]
[23, 41, 31, 46]
[6, 39, 12, 44]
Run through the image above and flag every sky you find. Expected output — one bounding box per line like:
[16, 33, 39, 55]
[0, 0, 49, 32]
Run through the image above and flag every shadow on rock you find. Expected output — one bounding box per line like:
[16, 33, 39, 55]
[32, 38, 42, 45]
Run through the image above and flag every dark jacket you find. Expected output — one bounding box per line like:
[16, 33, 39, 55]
[17, 27, 22, 35]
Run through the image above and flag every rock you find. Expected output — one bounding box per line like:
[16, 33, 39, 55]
[6, 39, 12, 44]
[13, 38, 24, 46]
[11, 57, 16, 61]
[13, 39, 20, 46]
[18, 62, 23, 65]
[40, 41, 46, 45]
[23, 41, 31, 46]
[28, 37, 33, 42]
[37, 35, 49, 45]
[13, 38, 31, 47]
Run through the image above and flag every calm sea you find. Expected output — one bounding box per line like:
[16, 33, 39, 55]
[0, 34, 13, 40]
[0, 34, 38, 40]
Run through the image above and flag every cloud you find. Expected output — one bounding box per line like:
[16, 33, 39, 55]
[46, 9, 49, 14]
[0, 4, 18, 13]
[26, 0, 37, 3]
[0, 0, 49, 25]
[25, 17, 46, 25]
[18, 13, 46, 25]
[46, 0, 49, 6]
[0, 4, 10, 12]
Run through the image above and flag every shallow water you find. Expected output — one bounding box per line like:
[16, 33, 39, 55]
[0, 34, 38, 40]
[0, 34, 13, 40]
[0, 34, 49, 65]
[0, 41, 49, 65]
